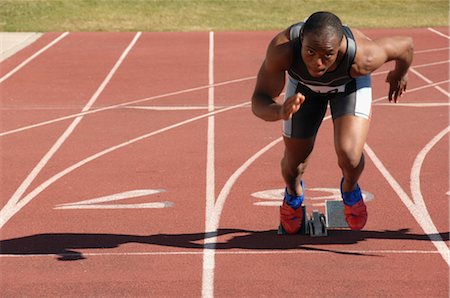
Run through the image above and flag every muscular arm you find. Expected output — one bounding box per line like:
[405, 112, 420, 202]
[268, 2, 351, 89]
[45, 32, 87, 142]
[351, 30, 414, 102]
[252, 29, 304, 121]
[252, 60, 286, 121]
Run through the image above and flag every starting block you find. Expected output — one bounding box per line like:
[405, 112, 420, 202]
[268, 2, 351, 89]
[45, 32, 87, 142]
[278, 200, 348, 237]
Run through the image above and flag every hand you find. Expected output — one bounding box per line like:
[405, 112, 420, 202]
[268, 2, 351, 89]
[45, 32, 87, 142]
[386, 71, 408, 103]
[279, 93, 305, 120]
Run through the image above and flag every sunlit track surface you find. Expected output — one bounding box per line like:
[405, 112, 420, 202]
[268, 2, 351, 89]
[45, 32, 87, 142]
[1, 28, 448, 297]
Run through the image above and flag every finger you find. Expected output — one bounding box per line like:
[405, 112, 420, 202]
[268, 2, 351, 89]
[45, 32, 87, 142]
[393, 87, 399, 103]
[283, 94, 303, 119]
[388, 87, 394, 102]
[297, 93, 306, 104]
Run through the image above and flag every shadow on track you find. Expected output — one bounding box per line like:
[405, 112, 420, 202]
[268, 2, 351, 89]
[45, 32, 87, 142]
[1, 228, 448, 261]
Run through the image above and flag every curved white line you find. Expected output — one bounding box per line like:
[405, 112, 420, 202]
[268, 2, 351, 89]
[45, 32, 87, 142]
[0, 102, 248, 229]
[1, 32, 142, 213]
[364, 139, 450, 267]
[410, 126, 450, 258]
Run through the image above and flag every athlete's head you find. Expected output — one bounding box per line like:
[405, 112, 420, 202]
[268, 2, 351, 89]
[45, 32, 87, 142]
[300, 11, 344, 77]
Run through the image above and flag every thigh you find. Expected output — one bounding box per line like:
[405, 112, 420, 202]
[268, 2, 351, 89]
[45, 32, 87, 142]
[331, 75, 372, 157]
[333, 115, 369, 158]
[283, 76, 328, 139]
[330, 75, 372, 120]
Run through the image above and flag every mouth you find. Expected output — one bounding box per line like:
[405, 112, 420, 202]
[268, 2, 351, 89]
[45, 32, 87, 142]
[309, 68, 326, 77]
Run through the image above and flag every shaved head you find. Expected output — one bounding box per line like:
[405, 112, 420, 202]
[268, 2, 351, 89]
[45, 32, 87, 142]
[302, 11, 344, 42]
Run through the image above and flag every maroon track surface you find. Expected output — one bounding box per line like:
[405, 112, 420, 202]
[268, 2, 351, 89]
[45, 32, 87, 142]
[1, 28, 449, 297]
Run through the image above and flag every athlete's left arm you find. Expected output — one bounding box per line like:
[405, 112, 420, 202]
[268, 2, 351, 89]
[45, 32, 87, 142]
[351, 29, 414, 102]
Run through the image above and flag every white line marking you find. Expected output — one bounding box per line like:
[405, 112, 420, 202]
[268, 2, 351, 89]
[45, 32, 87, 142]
[428, 27, 450, 40]
[410, 126, 450, 255]
[410, 67, 433, 84]
[54, 202, 173, 209]
[125, 105, 210, 111]
[364, 143, 450, 266]
[410, 67, 450, 97]
[0, 32, 142, 228]
[0, 32, 69, 84]
[202, 31, 216, 298]
[415, 47, 450, 54]
[374, 103, 450, 107]
[0, 250, 441, 258]
[0, 77, 254, 137]
[412, 60, 449, 69]
[53, 189, 172, 210]
[0, 101, 249, 229]
[55, 189, 165, 207]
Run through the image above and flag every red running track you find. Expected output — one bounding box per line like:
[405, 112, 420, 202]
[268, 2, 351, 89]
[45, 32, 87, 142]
[0, 28, 449, 297]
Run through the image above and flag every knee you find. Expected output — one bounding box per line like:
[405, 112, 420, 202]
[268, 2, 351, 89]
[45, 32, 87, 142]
[281, 155, 308, 175]
[337, 149, 364, 171]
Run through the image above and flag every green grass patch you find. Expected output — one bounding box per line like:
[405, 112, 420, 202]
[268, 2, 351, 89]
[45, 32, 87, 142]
[0, 0, 448, 32]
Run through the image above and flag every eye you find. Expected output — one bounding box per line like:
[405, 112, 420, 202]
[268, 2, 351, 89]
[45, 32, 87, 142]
[307, 49, 315, 56]
[324, 53, 334, 60]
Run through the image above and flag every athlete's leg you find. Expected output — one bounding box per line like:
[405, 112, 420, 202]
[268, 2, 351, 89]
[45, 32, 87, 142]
[282, 76, 328, 196]
[330, 75, 372, 230]
[281, 136, 315, 196]
[280, 78, 327, 234]
[330, 75, 372, 192]
[333, 115, 369, 192]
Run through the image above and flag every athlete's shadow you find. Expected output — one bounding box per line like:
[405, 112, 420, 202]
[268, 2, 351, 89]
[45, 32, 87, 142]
[0, 228, 448, 261]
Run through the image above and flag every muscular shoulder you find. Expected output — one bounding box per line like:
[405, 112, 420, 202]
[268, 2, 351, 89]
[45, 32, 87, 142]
[350, 29, 383, 76]
[350, 29, 413, 77]
[265, 28, 293, 72]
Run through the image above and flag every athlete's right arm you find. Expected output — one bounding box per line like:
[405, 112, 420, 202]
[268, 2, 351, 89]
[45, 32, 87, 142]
[251, 31, 305, 121]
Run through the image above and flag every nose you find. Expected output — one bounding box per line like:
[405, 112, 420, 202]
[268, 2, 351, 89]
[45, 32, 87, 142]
[315, 58, 324, 68]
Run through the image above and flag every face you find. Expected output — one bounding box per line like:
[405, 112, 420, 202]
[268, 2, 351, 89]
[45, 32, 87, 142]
[301, 32, 341, 78]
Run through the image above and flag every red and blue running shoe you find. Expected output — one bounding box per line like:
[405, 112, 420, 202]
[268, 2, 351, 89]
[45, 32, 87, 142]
[280, 181, 305, 234]
[340, 178, 368, 230]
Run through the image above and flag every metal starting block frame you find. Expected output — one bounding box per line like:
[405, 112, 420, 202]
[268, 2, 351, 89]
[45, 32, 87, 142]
[278, 200, 349, 237]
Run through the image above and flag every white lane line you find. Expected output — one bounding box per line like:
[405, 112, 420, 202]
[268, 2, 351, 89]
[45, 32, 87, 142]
[125, 105, 210, 111]
[428, 27, 450, 40]
[0, 32, 69, 84]
[374, 103, 450, 107]
[0, 101, 249, 229]
[0, 76, 255, 137]
[0, 250, 441, 258]
[409, 67, 450, 97]
[411, 60, 449, 69]
[415, 47, 450, 54]
[1, 58, 447, 138]
[364, 143, 450, 266]
[202, 31, 216, 298]
[0, 32, 142, 228]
